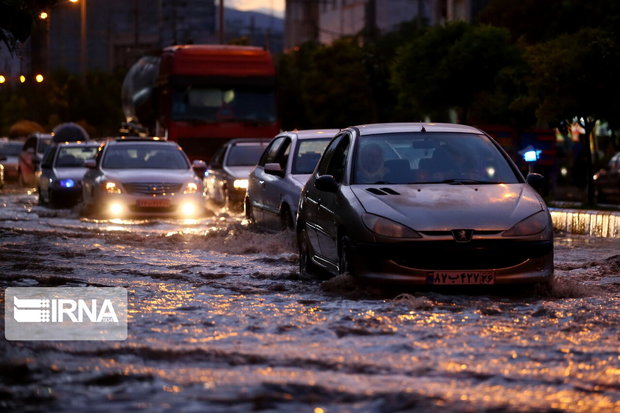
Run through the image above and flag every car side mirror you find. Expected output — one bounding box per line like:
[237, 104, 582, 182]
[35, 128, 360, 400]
[264, 162, 284, 177]
[192, 160, 207, 179]
[526, 173, 545, 189]
[84, 159, 97, 169]
[315, 175, 338, 193]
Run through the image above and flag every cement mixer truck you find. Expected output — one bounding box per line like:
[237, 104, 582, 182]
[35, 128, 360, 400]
[121, 45, 280, 161]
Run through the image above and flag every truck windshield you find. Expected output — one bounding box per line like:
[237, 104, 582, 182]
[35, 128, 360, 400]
[171, 86, 277, 123]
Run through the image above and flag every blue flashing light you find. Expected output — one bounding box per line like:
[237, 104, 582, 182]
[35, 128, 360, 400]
[59, 179, 76, 188]
[522, 150, 541, 162]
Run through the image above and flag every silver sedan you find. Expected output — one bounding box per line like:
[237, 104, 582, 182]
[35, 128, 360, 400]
[81, 138, 206, 219]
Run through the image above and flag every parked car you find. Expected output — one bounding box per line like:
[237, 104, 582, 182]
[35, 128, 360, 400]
[204, 138, 268, 212]
[18, 133, 53, 187]
[594, 151, 620, 204]
[38, 141, 100, 207]
[80, 137, 206, 218]
[0, 140, 23, 181]
[296, 122, 554, 288]
[245, 129, 338, 230]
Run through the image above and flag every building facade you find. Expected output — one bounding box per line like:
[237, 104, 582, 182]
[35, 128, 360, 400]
[284, 0, 490, 49]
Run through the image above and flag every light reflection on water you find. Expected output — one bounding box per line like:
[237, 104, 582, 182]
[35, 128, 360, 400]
[0, 190, 619, 411]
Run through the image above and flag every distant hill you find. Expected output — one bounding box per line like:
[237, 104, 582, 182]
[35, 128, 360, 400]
[220, 7, 284, 33]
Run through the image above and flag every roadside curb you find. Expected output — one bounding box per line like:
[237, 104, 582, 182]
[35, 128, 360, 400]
[550, 208, 620, 238]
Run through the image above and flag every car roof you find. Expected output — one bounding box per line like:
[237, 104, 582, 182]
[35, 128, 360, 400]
[281, 129, 340, 140]
[55, 141, 100, 147]
[107, 137, 178, 146]
[227, 138, 270, 146]
[349, 122, 484, 136]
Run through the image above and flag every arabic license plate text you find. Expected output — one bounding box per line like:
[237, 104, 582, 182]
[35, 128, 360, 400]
[428, 271, 495, 285]
[136, 198, 171, 208]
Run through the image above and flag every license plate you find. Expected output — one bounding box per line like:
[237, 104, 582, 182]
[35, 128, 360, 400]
[136, 198, 171, 208]
[427, 270, 495, 285]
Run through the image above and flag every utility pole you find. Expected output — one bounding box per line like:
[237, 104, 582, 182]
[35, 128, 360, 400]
[80, 0, 87, 77]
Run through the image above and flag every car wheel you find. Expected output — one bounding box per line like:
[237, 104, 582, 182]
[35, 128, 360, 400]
[280, 205, 294, 230]
[298, 227, 319, 277]
[18, 169, 26, 187]
[37, 187, 47, 206]
[244, 197, 255, 224]
[338, 234, 354, 276]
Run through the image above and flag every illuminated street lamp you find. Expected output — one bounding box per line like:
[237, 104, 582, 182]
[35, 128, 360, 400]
[35, 74, 45, 83]
[39, 11, 49, 19]
[0, 75, 6, 84]
[19, 75, 26, 83]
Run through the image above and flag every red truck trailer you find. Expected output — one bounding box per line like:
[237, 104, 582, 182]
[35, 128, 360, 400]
[121, 45, 280, 161]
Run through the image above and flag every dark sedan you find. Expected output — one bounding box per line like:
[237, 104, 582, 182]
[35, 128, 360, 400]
[297, 123, 554, 288]
[38, 142, 100, 207]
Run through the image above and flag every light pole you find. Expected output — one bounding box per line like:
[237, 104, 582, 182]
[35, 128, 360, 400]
[79, 0, 87, 77]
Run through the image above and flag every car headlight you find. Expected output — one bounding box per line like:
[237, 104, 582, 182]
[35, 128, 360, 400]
[103, 181, 122, 194]
[59, 179, 76, 188]
[362, 213, 421, 239]
[233, 179, 248, 190]
[503, 210, 549, 236]
[184, 182, 199, 194]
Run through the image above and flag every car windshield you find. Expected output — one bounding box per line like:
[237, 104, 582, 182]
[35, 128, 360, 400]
[102, 145, 189, 169]
[0, 142, 23, 156]
[55, 146, 98, 167]
[353, 132, 521, 185]
[292, 139, 331, 174]
[171, 85, 277, 124]
[227, 143, 265, 166]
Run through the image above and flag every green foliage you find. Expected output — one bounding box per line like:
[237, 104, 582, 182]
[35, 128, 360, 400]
[523, 28, 620, 128]
[391, 22, 520, 124]
[0, 70, 124, 137]
[277, 39, 378, 129]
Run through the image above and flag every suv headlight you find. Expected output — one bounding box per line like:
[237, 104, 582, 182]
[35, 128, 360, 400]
[362, 213, 421, 239]
[103, 181, 122, 194]
[183, 182, 199, 194]
[503, 210, 549, 236]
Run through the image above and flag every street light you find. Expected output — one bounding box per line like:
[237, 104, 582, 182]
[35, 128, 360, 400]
[35, 74, 45, 83]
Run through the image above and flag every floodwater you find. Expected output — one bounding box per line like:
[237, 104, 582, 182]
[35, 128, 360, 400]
[0, 187, 618, 412]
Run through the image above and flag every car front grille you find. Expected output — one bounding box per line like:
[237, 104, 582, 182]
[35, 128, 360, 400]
[123, 182, 183, 195]
[358, 240, 552, 271]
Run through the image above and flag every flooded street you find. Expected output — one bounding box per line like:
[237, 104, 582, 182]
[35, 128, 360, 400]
[1, 187, 619, 412]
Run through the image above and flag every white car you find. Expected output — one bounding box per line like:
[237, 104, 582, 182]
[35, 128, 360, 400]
[80, 138, 206, 218]
[245, 129, 338, 230]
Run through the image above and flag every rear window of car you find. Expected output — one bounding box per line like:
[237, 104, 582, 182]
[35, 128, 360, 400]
[353, 132, 521, 185]
[0, 142, 23, 156]
[102, 145, 190, 169]
[55, 146, 99, 167]
[227, 143, 266, 167]
[292, 139, 330, 174]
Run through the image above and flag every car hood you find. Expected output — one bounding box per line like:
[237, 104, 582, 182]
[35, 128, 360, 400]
[53, 167, 89, 180]
[103, 169, 197, 183]
[351, 184, 544, 231]
[223, 166, 254, 179]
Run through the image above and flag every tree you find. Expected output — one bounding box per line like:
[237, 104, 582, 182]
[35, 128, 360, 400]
[277, 39, 376, 129]
[0, 0, 58, 52]
[523, 28, 620, 203]
[391, 22, 520, 124]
